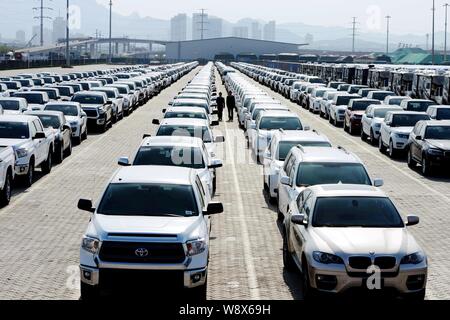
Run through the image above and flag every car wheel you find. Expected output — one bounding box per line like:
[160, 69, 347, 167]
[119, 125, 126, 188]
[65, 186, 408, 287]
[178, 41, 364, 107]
[55, 145, 64, 164]
[361, 128, 368, 141]
[403, 289, 426, 301]
[277, 194, 284, 221]
[83, 127, 88, 140]
[282, 231, 297, 271]
[370, 129, 377, 146]
[263, 175, 269, 192]
[212, 177, 217, 196]
[80, 282, 100, 300]
[65, 140, 72, 157]
[407, 150, 416, 169]
[24, 160, 34, 188]
[422, 156, 432, 176]
[41, 151, 52, 174]
[0, 171, 12, 207]
[379, 138, 387, 154]
[389, 140, 398, 159]
[302, 260, 318, 300]
[189, 281, 207, 301]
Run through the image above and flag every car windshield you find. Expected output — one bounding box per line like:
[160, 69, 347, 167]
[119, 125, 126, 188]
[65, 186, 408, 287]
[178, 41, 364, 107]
[312, 197, 404, 228]
[425, 126, 450, 140]
[372, 92, 393, 100]
[437, 109, 450, 120]
[45, 105, 78, 116]
[157, 125, 212, 143]
[14, 93, 45, 104]
[296, 163, 372, 187]
[57, 87, 71, 96]
[34, 90, 57, 99]
[0, 122, 29, 139]
[406, 101, 434, 112]
[97, 90, 116, 98]
[374, 108, 399, 118]
[133, 146, 205, 169]
[113, 87, 128, 94]
[259, 117, 303, 130]
[314, 90, 326, 98]
[37, 115, 61, 129]
[165, 112, 207, 120]
[0, 101, 20, 110]
[336, 96, 354, 105]
[277, 141, 332, 161]
[392, 114, 429, 127]
[97, 183, 198, 217]
[388, 98, 405, 106]
[352, 101, 379, 111]
[72, 95, 104, 104]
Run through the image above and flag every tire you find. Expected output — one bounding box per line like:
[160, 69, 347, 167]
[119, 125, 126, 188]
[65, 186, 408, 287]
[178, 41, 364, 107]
[189, 282, 207, 301]
[407, 150, 416, 169]
[403, 289, 426, 301]
[277, 194, 284, 221]
[212, 177, 217, 196]
[263, 175, 269, 193]
[302, 260, 318, 300]
[41, 151, 52, 174]
[422, 156, 433, 176]
[82, 127, 88, 141]
[0, 171, 12, 207]
[379, 138, 387, 154]
[23, 160, 34, 188]
[80, 282, 100, 300]
[101, 123, 107, 133]
[55, 145, 64, 164]
[370, 129, 377, 146]
[283, 231, 297, 271]
[361, 128, 368, 141]
[65, 140, 72, 157]
[389, 140, 398, 159]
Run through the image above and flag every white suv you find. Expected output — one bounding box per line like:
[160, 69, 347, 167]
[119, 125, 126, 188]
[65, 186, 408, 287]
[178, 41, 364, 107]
[277, 146, 383, 218]
[283, 184, 427, 300]
[263, 130, 332, 200]
[361, 105, 402, 145]
[78, 166, 223, 299]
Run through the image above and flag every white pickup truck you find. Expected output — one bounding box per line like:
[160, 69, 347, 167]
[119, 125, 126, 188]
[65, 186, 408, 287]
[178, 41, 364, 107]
[0, 115, 55, 187]
[0, 146, 15, 206]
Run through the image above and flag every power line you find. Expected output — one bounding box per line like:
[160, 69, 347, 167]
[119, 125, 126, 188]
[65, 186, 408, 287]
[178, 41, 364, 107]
[33, 0, 53, 47]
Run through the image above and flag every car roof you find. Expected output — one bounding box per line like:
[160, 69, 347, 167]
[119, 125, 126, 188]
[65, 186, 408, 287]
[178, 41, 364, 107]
[0, 115, 37, 123]
[293, 146, 362, 163]
[173, 98, 208, 104]
[45, 102, 80, 106]
[309, 184, 386, 198]
[140, 136, 204, 148]
[388, 111, 428, 115]
[24, 110, 64, 117]
[111, 166, 194, 185]
[421, 120, 450, 126]
[74, 91, 106, 96]
[159, 118, 210, 126]
[0, 97, 26, 102]
[274, 130, 330, 142]
[259, 110, 298, 118]
[166, 107, 207, 113]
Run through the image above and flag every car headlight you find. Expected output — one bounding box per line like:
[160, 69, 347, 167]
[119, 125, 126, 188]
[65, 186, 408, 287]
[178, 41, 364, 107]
[427, 148, 444, 155]
[313, 251, 344, 265]
[401, 252, 425, 265]
[186, 239, 207, 256]
[395, 133, 409, 139]
[15, 148, 28, 159]
[70, 121, 78, 125]
[81, 236, 100, 254]
[98, 107, 105, 115]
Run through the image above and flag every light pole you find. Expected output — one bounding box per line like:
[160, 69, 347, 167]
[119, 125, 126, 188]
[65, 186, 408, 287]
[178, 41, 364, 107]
[385, 15, 391, 55]
[66, 0, 70, 67]
[108, 0, 112, 64]
[432, 0, 436, 64]
[445, 3, 449, 62]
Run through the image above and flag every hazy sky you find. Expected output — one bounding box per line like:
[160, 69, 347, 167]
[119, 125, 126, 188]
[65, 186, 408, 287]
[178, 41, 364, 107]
[95, 0, 441, 34]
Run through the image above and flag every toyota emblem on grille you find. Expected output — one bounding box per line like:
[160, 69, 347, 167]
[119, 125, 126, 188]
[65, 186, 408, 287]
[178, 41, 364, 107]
[135, 248, 149, 257]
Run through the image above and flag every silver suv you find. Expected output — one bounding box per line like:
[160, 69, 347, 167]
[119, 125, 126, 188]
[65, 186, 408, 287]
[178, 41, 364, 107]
[283, 184, 427, 300]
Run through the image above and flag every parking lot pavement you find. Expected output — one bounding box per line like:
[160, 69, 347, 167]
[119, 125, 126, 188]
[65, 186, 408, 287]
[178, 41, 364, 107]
[0, 64, 129, 77]
[0, 67, 200, 300]
[238, 71, 450, 300]
[207, 72, 303, 300]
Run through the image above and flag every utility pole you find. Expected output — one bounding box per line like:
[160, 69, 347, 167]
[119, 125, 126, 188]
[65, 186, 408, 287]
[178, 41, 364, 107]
[109, 0, 113, 63]
[445, 3, 449, 62]
[65, 0, 70, 67]
[351, 17, 358, 53]
[432, 0, 436, 64]
[385, 15, 391, 55]
[426, 33, 430, 51]
[33, 0, 53, 47]
[198, 9, 208, 40]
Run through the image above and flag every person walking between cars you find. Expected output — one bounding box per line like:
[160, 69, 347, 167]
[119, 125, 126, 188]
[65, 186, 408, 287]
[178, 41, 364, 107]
[226, 91, 236, 122]
[216, 92, 225, 122]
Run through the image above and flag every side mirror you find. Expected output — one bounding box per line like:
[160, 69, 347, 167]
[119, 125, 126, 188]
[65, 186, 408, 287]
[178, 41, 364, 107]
[33, 132, 46, 139]
[211, 110, 218, 115]
[291, 214, 307, 226]
[152, 119, 160, 125]
[142, 134, 151, 139]
[214, 136, 225, 143]
[105, 101, 112, 105]
[208, 159, 223, 169]
[263, 150, 271, 159]
[204, 202, 224, 216]
[63, 125, 71, 131]
[373, 178, 384, 188]
[415, 135, 422, 141]
[280, 175, 292, 186]
[250, 123, 256, 130]
[78, 198, 95, 213]
[303, 125, 311, 131]
[118, 156, 130, 166]
[211, 120, 219, 126]
[162, 109, 166, 113]
[81, 112, 87, 118]
[406, 215, 420, 227]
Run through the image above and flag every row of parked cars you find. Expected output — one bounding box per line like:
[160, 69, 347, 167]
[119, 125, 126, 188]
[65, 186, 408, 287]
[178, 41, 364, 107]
[218, 62, 428, 300]
[0, 62, 198, 208]
[77, 62, 225, 299]
[234, 62, 450, 177]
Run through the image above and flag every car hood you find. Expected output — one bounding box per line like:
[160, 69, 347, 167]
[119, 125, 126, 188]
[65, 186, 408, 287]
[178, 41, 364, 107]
[0, 138, 28, 148]
[3, 110, 22, 115]
[80, 104, 103, 109]
[427, 139, 450, 150]
[391, 127, 414, 134]
[65, 115, 80, 122]
[309, 227, 420, 256]
[93, 214, 201, 241]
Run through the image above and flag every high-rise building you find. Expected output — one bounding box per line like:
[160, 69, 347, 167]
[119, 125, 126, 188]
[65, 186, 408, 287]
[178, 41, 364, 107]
[52, 17, 66, 43]
[16, 30, 26, 43]
[263, 21, 276, 41]
[207, 17, 222, 39]
[251, 22, 262, 40]
[31, 26, 51, 46]
[192, 12, 208, 40]
[232, 26, 249, 39]
[170, 14, 187, 41]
